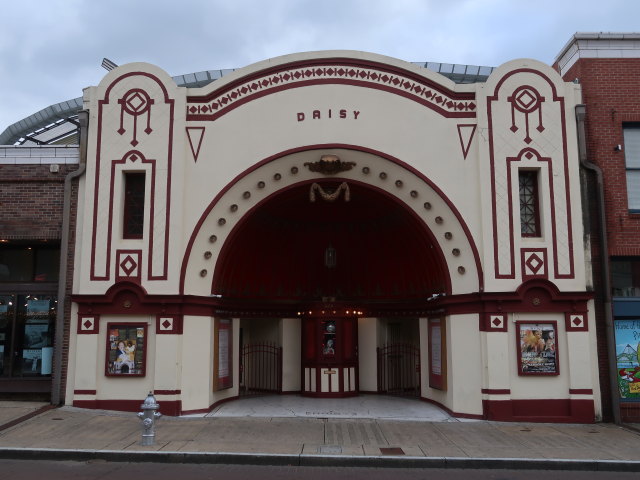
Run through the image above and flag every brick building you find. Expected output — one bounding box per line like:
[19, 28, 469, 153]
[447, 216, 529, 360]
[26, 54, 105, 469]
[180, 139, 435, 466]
[555, 33, 640, 422]
[0, 145, 81, 399]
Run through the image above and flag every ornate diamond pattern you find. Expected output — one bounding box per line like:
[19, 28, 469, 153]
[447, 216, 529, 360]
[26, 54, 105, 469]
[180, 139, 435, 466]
[490, 315, 504, 329]
[187, 64, 476, 119]
[525, 253, 544, 275]
[120, 255, 138, 276]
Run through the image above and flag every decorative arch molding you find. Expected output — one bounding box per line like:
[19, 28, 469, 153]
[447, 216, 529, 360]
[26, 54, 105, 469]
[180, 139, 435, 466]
[180, 145, 484, 298]
[186, 57, 476, 121]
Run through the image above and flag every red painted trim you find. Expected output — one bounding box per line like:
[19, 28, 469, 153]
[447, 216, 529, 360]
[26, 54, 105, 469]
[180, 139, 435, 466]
[71, 278, 592, 322]
[481, 388, 510, 394]
[187, 58, 476, 121]
[91, 72, 174, 282]
[115, 249, 142, 283]
[186, 126, 205, 162]
[108, 152, 156, 284]
[565, 312, 589, 332]
[179, 143, 484, 295]
[521, 247, 548, 281]
[77, 314, 99, 335]
[73, 389, 97, 395]
[482, 398, 595, 423]
[156, 314, 184, 335]
[456, 124, 477, 160]
[488, 70, 574, 280]
[569, 388, 593, 395]
[480, 313, 508, 332]
[72, 399, 182, 416]
[154, 389, 181, 395]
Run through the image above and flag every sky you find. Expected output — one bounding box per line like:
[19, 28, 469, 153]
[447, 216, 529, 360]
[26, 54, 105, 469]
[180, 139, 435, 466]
[2, 0, 640, 136]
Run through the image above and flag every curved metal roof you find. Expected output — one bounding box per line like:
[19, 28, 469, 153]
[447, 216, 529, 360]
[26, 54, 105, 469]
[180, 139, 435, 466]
[0, 62, 493, 146]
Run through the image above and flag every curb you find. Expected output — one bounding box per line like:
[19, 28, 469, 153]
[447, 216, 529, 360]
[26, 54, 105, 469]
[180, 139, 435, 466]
[1, 448, 640, 471]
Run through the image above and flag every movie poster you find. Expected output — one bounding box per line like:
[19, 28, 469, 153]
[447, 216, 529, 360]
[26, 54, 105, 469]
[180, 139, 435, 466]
[105, 324, 146, 376]
[517, 322, 558, 375]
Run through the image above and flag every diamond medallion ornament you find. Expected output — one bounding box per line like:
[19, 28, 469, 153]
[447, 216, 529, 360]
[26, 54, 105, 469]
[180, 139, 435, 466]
[490, 315, 504, 329]
[161, 318, 173, 330]
[525, 253, 543, 275]
[120, 255, 138, 276]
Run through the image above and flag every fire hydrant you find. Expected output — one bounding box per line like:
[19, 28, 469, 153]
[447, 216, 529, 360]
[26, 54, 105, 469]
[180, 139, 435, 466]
[137, 391, 162, 445]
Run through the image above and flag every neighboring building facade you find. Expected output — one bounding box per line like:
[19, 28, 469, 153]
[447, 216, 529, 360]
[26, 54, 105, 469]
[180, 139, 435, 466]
[0, 146, 79, 397]
[55, 51, 599, 422]
[555, 33, 640, 422]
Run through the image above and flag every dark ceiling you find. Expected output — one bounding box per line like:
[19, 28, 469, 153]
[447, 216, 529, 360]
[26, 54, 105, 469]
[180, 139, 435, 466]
[212, 181, 449, 303]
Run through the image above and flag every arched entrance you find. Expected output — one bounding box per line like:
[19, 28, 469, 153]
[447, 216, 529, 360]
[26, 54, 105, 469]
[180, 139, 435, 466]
[180, 146, 481, 402]
[211, 179, 449, 397]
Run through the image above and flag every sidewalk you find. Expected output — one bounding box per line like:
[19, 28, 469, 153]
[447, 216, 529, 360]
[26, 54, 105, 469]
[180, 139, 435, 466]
[1, 396, 640, 471]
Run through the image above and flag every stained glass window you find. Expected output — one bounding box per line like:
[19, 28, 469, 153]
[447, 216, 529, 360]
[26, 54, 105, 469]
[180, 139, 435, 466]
[519, 170, 540, 237]
[123, 173, 145, 239]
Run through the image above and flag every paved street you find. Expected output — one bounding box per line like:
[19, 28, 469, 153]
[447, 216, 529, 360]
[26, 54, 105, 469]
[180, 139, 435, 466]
[1, 460, 640, 480]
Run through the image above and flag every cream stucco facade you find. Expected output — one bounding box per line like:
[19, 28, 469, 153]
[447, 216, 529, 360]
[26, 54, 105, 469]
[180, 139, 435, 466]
[66, 51, 599, 421]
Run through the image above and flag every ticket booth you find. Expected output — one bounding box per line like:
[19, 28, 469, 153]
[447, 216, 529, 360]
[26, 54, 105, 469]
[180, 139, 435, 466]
[301, 308, 359, 397]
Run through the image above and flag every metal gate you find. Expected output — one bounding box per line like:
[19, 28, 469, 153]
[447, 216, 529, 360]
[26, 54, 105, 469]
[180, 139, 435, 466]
[240, 342, 282, 396]
[377, 343, 420, 397]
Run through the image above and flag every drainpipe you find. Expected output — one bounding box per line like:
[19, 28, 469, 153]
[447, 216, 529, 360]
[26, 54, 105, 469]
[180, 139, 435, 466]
[575, 104, 621, 424]
[51, 110, 88, 406]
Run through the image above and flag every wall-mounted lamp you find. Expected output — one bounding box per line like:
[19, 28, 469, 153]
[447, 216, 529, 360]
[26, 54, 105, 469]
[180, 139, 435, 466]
[614, 145, 623, 152]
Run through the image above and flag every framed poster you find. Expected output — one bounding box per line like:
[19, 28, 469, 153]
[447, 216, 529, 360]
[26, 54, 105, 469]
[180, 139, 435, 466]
[428, 317, 447, 390]
[105, 323, 147, 376]
[516, 321, 559, 376]
[213, 318, 233, 391]
[614, 319, 640, 401]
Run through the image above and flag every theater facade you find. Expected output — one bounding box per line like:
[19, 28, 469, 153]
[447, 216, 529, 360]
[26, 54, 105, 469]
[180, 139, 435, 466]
[65, 51, 600, 421]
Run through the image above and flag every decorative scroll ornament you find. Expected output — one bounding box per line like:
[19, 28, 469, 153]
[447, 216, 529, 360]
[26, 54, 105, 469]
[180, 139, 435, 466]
[309, 182, 350, 202]
[118, 88, 154, 146]
[304, 155, 356, 175]
[507, 86, 545, 144]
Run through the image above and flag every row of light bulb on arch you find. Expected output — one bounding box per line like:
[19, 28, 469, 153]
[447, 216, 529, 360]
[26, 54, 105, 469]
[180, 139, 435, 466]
[297, 309, 364, 316]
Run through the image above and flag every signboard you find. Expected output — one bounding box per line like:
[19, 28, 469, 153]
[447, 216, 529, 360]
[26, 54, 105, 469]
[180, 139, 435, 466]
[516, 321, 559, 375]
[614, 319, 640, 400]
[214, 318, 233, 391]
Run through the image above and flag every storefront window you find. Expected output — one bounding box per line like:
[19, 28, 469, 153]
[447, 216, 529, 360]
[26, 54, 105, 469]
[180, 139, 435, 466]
[612, 258, 640, 297]
[0, 294, 56, 378]
[0, 243, 58, 381]
[0, 245, 60, 283]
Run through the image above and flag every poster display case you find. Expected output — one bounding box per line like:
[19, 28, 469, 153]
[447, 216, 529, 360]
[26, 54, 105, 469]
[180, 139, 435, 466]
[105, 323, 147, 376]
[516, 321, 559, 376]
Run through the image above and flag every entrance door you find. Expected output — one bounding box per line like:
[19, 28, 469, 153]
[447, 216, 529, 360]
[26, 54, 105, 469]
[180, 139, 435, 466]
[301, 314, 358, 397]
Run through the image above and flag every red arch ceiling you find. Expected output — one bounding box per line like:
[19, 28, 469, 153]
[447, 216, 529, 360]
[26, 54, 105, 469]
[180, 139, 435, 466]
[212, 181, 449, 303]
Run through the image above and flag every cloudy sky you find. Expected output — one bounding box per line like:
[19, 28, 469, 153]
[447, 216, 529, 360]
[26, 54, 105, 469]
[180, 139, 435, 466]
[2, 0, 640, 135]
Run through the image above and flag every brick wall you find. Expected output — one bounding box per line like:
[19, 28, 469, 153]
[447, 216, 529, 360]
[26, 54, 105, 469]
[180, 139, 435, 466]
[563, 58, 640, 254]
[560, 57, 640, 422]
[0, 164, 77, 240]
